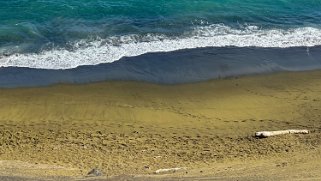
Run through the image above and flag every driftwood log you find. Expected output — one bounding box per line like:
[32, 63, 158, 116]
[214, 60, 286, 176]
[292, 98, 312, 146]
[155, 167, 186, 174]
[255, 129, 309, 138]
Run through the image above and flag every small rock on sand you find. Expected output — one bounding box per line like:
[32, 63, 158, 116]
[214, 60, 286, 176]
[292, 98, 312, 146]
[87, 168, 103, 176]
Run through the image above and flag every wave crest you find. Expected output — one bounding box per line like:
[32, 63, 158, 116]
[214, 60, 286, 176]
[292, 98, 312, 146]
[1, 25, 321, 69]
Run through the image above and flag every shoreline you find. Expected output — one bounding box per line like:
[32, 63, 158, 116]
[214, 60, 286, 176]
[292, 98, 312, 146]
[0, 70, 321, 180]
[1, 46, 321, 88]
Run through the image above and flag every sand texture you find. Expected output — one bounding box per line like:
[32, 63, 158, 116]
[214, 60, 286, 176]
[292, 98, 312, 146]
[0, 71, 321, 180]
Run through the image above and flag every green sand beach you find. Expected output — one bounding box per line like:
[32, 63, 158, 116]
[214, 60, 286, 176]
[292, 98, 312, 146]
[0, 71, 321, 180]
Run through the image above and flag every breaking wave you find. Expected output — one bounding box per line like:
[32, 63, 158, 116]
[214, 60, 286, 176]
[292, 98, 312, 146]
[1, 25, 321, 69]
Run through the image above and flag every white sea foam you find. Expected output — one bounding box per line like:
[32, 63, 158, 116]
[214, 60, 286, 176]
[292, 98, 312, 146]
[1, 25, 321, 69]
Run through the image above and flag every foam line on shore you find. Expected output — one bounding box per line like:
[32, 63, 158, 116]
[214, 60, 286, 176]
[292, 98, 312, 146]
[1, 46, 321, 88]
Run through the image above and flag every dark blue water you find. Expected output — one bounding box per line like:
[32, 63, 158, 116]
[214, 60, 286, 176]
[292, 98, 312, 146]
[1, 46, 321, 88]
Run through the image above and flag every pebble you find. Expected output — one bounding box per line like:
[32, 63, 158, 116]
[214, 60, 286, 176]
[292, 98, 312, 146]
[87, 168, 103, 176]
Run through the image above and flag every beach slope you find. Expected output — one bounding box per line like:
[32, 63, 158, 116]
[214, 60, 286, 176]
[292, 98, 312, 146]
[0, 71, 321, 180]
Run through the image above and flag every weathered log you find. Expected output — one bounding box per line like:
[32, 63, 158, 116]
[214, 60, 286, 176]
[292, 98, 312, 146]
[255, 129, 309, 138]
[155, 167, 186, 174]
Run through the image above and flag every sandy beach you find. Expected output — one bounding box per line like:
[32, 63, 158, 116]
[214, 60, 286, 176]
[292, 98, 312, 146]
[0, 70, 321, 180]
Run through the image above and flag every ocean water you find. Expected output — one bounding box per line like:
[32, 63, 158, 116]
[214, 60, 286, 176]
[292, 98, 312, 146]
[1, 0, 321, 86]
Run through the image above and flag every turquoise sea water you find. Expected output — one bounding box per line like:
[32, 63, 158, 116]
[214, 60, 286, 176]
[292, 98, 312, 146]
[0, 0, 321, 69]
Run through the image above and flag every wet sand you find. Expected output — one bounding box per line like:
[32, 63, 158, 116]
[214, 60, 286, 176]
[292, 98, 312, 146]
[0, 70, 321, 180]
